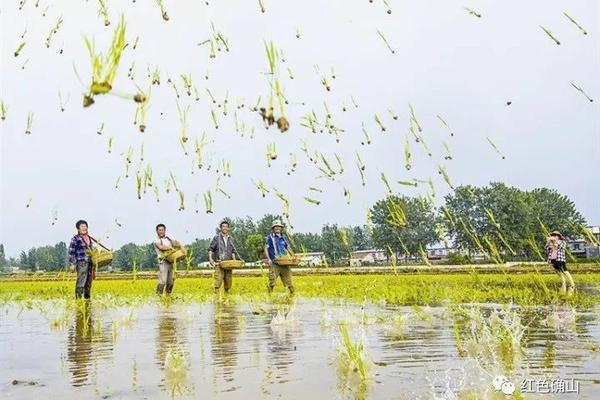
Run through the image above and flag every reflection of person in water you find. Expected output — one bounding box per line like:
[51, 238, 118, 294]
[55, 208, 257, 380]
[265, 310, 300, 384]
[211, 302, 240, 386]
[66, 302, 112, 387]
[67, 302, 93, 387]
[155, 310, 179, 369]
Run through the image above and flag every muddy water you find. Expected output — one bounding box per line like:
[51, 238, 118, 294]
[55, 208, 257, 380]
[1, 300, 599, 399]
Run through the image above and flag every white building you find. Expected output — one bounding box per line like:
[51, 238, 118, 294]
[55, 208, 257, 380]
[296, 252, 324, 267]
[349, 249, 387, 266]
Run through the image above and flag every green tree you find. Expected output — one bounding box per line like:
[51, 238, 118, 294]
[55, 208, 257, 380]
[352, 226, 373, 250]
[112, 243, 140, 271]
[0, 244, 7, 270]
[370, 195, 439, 260]
[321, 224, 351, 264]
[229, 216, 257, 261]
[245, 234, 265, 262]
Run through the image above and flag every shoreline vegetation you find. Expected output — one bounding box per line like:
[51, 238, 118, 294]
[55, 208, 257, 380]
[2, 265, 600, 306]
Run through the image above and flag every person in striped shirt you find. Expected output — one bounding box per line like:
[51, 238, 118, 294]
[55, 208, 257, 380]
[545, 230, 574, 296]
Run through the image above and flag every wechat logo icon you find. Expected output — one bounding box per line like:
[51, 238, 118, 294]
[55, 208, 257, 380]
[493, 375, 516, 396]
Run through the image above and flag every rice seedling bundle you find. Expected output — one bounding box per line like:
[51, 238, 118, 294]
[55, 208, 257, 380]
[87, 248, 113, 268]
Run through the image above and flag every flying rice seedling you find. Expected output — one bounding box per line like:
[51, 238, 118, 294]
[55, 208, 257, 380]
[58, 90, 69, 112]
[25, 112, 33, 134]
[203, 190, 213, 213]
[83, 15, 127, 106]
[0, 101, 7, 120]
[14, 41, 26, 57]
[570, 83, 593, 102]
[380, 172, 393, 195]
[464, 7, 482, 18]
[486, 137, 506, 159]
[45, 16, 63, 48]
[540, 26, 560, 45]
[257, 0, 266, 13]
[156, 0, 169, 21]
[376, 29, 395, 54]
[436, 114, 454, 136]
[97, 0, 110, 26]
[563, 12, 587, 35]
[373, 113, 386, 132]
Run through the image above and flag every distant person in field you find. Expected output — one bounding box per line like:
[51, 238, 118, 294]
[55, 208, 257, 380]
[545, 230, 575, 296]
[264, 220, 296, 295]
[154, 224, 182, 295]
[208, 218, 240, 294]
[68, 220, 95, 299]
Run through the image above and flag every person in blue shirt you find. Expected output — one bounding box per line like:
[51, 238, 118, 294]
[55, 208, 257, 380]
[264, 219, 296, 294]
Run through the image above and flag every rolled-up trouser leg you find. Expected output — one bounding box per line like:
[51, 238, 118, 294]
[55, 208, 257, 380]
[214, 266, 225, 291]
[157, 261, 171, 295]
[267, 264, 279, 293]
[280, 266, 294, 294]
[76, 261, 90, 299]
[165, 262, 175, 294]
[224, 269, 233, 292]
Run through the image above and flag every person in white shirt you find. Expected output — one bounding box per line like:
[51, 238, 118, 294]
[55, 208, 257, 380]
[154, 223, 182, 295]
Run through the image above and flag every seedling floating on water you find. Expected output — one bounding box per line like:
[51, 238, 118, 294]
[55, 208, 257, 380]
[376, 29, 395, 54]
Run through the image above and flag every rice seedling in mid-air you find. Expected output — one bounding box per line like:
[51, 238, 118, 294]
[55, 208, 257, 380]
[570, 82, 593, 102]
[25, 112, 33, 134]
[540, 26, 560, 45]
[563, 12, 587, 35]
[83, 15, 127, 105]
[97, 0, 110, 26]
[156, 0, 169, 21]
[14, 41, 26, 57]
[45, 16, 63, 48]
[486, 136, 506, 159]
[376, 29, 395, 54]
[464, 7, 482, 18]
[1, 100, 7, 120]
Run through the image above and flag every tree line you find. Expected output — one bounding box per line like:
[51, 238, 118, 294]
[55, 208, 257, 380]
[0, 183, 588, 271]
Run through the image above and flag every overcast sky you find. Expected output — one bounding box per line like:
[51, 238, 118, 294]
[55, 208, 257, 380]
[1, 0, 598, 257]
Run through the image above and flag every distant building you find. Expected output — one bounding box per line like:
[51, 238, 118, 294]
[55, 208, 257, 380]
[427, 247, 454, 260]
[296, 252, 324, 267]
[349, 249, 387, 266]
[566, 225, 599, 259]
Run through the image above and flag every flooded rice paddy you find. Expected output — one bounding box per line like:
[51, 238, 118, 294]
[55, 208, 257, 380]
[1, 298, 600, 399]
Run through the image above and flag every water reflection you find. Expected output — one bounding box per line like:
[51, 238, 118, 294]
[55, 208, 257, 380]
[154, 307, 191, 398]
[266, 306, 301, 384]
[211, 302, 240, 391]
[66, 301, 113, 387]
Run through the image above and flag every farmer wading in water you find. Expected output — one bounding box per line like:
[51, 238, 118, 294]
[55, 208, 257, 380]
[68, 220, 96, 299]
[264, 219, 296, 295]
[208, 218, 241, 294]
[545, 230, 575, 296]
[154, 223, 183, 295]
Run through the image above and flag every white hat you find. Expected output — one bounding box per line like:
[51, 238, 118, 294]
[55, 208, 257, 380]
[271, 220, 284, 229]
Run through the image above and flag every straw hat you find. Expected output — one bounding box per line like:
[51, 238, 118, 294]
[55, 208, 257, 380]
[271, 220, 284, 229]
[550, 230, 564, 239]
